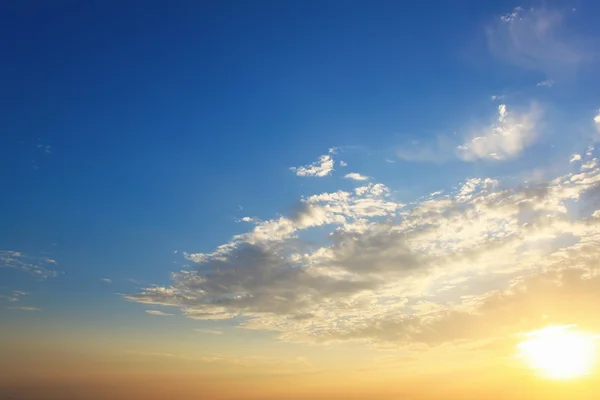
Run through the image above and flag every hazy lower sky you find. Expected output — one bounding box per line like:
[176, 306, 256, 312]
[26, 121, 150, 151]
[2, 1, 600, 399]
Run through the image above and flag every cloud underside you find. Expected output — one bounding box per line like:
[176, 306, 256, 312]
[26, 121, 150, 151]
[126, 146, 600, 347]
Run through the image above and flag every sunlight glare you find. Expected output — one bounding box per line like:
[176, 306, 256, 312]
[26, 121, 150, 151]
[517, 325, 598, 379]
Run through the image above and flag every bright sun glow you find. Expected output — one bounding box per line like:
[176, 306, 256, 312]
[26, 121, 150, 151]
[518, 325, 598, 379]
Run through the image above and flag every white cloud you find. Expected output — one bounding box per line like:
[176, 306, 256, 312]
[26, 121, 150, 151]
[101, 278, 112, 283]
[595, 110, 600, 133]
[344, 172, 369, 181]
[457, 103, 541, 161]
[7, 306, 40, 312]
[126, 147, 600, 347]
[570, 153, 582, 163]
[193, 328, 223, 335]
[290, 152, 335, 177]
[145, 310, 173, 316]
[0, 251, 58, 278]
[340, 161, 348, 167]
[487, 6, 592, 78]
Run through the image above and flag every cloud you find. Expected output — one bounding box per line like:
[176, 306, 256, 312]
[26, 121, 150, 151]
[125, 144, 600, 347]
[536, 79, 555, 87]
[193, 328, 223, 335]
[7, 306, 40, 312]
[595, 109, 600, 133]
[344, 172, 369, 181]
[145, 310, 173, 316]
[290, 150, 335, 177]
[0, 291, 28, 303]
[340, 161, 348, 167]
[36, 144, 52, 153]
[457, 103, 541, 161]
[570, 154, 582, 163]
[486, 6, 594, 78]
[101, 278, 112, 283]
[0, 251, 58, 278]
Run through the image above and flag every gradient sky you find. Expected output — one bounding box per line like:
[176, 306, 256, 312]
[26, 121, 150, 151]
[2, 1, 600, 399]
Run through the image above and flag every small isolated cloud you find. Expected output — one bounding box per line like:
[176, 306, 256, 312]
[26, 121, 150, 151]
[193, 328, 223, 335]
[145, 310, 173, 316]
[340, 161, 348, 167]
[457, 103, 541, 161]
[594, 110, 600, 133]
[487, 6, 594, 78]
[101, 278, 112, 283]
[570, 154, 582, 163]
[344, 172, 369, 181]
[7, 306, 40, 312]
[37, 144, 52, 154]
[536, 79, 555, 87]
[290, 151, 335, 177]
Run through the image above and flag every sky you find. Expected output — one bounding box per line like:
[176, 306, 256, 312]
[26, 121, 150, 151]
[2, 1, 600, 399]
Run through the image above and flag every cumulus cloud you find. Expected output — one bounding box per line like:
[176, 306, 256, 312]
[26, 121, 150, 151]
[344, 172, 369, 181]
[457, 103, 541, 161]
[290, 150, 335, 177]
[125, 144, 600, 348]
[145, 310, 173, 316]
[0, 251, 58, 278]
[487, 6, 594, 78]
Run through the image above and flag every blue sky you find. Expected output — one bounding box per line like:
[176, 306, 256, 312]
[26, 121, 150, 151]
[3, 1, 600, 398]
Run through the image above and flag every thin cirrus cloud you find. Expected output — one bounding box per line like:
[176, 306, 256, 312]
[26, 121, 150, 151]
[145, 310, 173, 316]
[7, 306, 40, 312]
[126, 139, 600, 347]
[194, 328, 224, 335]
[486, 6, 594, 79]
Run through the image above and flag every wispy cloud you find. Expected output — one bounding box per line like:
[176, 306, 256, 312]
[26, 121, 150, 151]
[0, 251, 58, 278]
[193, 328, 223, 335]
[536, 79, 555, 87]
[101, 278, 112, 283]
[0, 291, 28, 303]
[344, 172, 369, 181]
[290, 149, 335, 177]
[457, 103, 541, 161]
[7, 306, 40, 312]
[486, 6, 595, 78]
[145, 310, 173, 316]
[398, 103, 541, 163]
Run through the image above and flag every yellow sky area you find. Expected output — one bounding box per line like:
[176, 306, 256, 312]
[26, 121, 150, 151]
[2, 328, 600, 400]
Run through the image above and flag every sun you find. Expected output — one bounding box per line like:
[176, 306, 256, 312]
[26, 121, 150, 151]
[517, 325, 598, 379]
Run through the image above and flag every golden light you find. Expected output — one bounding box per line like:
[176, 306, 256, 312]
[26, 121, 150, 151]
[517, 325, 598, 379]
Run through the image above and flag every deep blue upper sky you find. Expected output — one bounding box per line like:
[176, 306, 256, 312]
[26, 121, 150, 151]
[2, 0, 600, 323]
